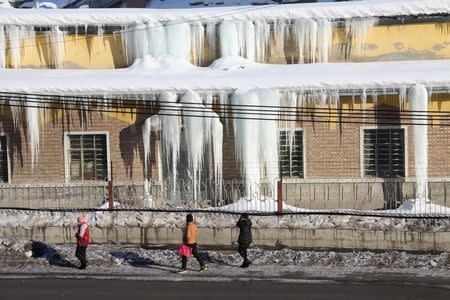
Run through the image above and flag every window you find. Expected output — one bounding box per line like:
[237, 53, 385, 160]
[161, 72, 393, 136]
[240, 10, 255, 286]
[363, 128, 405, 178]
[279, 130, 304, 178]
[67, 134, 108, 181]
[0, 136, 8, 183]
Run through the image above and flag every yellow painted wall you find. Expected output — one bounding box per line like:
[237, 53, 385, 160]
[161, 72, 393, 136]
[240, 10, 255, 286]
[12, 33, 127, 69]
[1, 21, 449, 69]
[332, 22, 450, 62]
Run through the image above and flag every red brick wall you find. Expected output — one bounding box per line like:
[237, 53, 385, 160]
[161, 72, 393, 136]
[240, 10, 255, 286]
[0, 111, 157, 183]
[1, 94, 450, 183]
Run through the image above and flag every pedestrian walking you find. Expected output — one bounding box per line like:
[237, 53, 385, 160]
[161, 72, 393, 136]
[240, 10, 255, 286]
[75, 215, 90, 270]
[236, 213, 252, 268]
[178, 214, 206, 274]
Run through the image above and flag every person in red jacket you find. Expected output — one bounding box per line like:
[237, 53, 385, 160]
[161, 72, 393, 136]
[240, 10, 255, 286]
[75, 215, 90, 270]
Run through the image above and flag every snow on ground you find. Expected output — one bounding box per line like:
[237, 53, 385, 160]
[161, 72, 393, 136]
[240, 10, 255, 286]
[390, 199, 450, 215]
[1, 209, 449, 231]
[1, 56, 450, 94]
[0, 0, 448, 26]
[0, 238, 449, 275]
[216, 198, 309, 212]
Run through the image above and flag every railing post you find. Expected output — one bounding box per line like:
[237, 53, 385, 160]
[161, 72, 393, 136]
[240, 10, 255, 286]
[277, 180, 283, 215]
[108, 162, 114, 209]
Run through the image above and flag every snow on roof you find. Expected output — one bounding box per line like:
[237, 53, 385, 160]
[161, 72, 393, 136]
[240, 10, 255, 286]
[145, 0, 342, 9]
[0, 56, 449, 94]
[0, 0, 448, 26]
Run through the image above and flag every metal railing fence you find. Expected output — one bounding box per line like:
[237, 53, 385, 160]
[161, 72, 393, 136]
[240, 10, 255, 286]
[0, 178, 449, 216]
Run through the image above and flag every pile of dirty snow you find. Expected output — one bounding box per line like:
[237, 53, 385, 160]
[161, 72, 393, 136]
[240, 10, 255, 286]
[0, 239, 449, 270]
[0, 209, 449, 232]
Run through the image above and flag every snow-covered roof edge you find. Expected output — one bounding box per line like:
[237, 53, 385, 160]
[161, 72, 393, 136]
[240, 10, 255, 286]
[0, 57, 450, 95]
[0, 0, 449, 26]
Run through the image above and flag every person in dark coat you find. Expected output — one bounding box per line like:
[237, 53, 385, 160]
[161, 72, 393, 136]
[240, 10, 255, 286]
[236, 213, 252, 268]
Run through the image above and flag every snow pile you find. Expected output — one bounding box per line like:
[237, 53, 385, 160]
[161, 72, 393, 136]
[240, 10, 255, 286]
[217, 198, 307, 212]
[1, 57, 450, 93]
[1, 239, 449, 270]
[1, 210, 450, 231]
[392, 199, 450, 215]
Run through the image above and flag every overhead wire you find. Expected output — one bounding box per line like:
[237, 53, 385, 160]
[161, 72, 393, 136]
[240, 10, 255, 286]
[0, 90, 446, 115]
[1, 92, 449, 127]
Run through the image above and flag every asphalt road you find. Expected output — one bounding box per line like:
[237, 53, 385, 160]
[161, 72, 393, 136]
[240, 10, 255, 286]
[0, 279, 449, 300]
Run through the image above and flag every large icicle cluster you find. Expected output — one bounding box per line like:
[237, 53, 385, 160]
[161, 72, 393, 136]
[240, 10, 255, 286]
[141, 90, 223, 204]
[6, 84, 434, 207]
[231, 88, 280, 198]
[124, 18, 340, 65]
[0, 17, 378, 68]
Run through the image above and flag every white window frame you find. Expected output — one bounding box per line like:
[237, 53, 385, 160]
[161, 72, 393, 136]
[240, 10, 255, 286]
[278, 128, 306, 179]
[360, 126, 408, 179]
[0, 133, 11, 183]
[64, 131, 111, 182]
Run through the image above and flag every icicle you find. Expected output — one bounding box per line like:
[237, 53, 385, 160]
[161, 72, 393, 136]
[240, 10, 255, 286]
[190, 21, 205, 66]
[345, 17, 378, 55]
[135, 23, 149, 59]
[180, 90, 208, 203]
[124, 23, 148, 63]
[254, 20, 270, 62]
[399, 87, 407, 110]
[147, 21, 166, 58]
[218, 91, 231, 133]
[408, 84, 429, 201]
[166, 22, 191, 60]
[243, 20, 255, 61]
[219, 20, 239, 57]
[371, 90, 378, 106]
[274, 20, 286, 58]
[206, 22, 217, 61]
[232, 20, 256, 60]
[293, 19, 317, 63]
[231, 88, 280, 198]
[25, 98, 40, 168]
[318, 90, 327, 105]
[204, 92, 213, 109]
[256, 89, 280, 185]
[46, 26, 66, 69]
[280, 90, 297, 128]
[317, 19, 332, 63]
[211, 112, 223, 203]
[236, 21, 245, 58]
[142, 116, 159, 179]
[159, 91, 181, 196]
[329, 90, 340, 109]
[361, 89, 367, 109]
[0, 26, 5, 68]
[297, 90, 306, 109]
[142, 108, 158, 209]
[7, 25, 22, 68]
[9, 98, 22, 130]
[231, 89, 261, 196]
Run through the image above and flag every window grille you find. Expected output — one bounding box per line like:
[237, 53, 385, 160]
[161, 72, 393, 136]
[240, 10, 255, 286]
[0, 136, 8, 183]
[363, 128, 405, 178]
[68, 134, 108, 181]
[279, 130, 304, 178]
